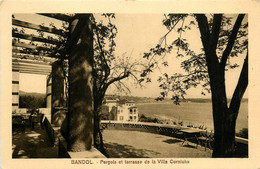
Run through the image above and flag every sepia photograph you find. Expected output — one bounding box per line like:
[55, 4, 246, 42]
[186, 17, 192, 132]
[11, 13, 248, 159]
[1, 1, 260, 169]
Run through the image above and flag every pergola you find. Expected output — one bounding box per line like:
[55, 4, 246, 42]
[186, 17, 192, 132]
[12, 14, 94, 152]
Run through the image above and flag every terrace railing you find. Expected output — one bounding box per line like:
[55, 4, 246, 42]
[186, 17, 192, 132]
[100, 120, 248, 157]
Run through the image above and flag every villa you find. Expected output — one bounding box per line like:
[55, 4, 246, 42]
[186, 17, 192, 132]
[102, 98, 139, 122]
[117, 100, 138, 122]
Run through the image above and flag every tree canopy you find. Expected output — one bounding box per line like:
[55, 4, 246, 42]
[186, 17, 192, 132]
[141, 13, 248, 157]
[141, 14, 248, 104]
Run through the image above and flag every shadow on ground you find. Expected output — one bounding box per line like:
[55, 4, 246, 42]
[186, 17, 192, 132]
[12, 124, 58, 158]
[183, 144, 197, 149]
[104, 142, 159, 158]
[162, 138, 183, 144]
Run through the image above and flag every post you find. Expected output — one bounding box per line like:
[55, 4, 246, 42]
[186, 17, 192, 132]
[51, 60, 66, 126]
[46, 74, 52, 121]
[68, 14, 94, 151]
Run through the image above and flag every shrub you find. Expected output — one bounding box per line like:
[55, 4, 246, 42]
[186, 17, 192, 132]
[139, 114, 160, 123]
[236, 128, 248, 139]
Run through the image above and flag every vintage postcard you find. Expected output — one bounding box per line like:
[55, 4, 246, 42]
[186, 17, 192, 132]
[1, 0, 260, 169]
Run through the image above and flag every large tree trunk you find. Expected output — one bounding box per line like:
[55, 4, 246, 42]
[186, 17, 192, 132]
[195, 14, 247, 157]
[211, 54, 248, 157]
[207, 58, 240, 157]
[211, 96, 237, 157]
[67, 14, 94, 152]
[209, 66, 234, 157]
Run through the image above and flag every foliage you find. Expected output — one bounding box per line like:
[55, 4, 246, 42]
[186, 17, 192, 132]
[141, 14, 248, 104]
[19, 95, 46, 109]
[236, 128, 248, 139]
[12, 18, 69, 59]
[90, 14, 144, 99]
[139, 114, 160, 123]
[141, 13, 248, 157]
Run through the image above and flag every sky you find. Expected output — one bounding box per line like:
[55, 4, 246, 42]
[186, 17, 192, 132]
[17, 13, 248, 98]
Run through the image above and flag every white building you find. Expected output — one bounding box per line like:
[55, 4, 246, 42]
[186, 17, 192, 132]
[117, 100, 138, 122]
[102, 98, 139, 122]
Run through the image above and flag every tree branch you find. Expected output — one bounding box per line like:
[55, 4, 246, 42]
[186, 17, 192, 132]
[195, 14, 211, 53]
[96, 33, 110, 78]
[209, 14, 222, 53]
[229, 51, 248, 114]
[161, 17, 182, 41]
[195, 14, 222, 73]
[220, 14, 245, 69]
[129, 72, 144, 87]
[107, 71, 130, 87]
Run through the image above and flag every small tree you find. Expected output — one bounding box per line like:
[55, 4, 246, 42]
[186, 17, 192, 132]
[90, 14, 144, 154]
[142, 14, 248, 157]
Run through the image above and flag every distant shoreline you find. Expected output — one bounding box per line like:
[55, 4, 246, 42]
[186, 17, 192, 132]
[20, 90, 248, 104]
[136, 101, 248, 133]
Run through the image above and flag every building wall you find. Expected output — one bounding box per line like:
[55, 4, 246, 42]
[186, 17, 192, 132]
[128, 107, 138, 122]
[117, 105, 129, 122]
[12, 71, 20, 111]
[117, 103, 138, 122]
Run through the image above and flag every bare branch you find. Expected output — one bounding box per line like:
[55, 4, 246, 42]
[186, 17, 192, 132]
[107, 71, 130, 87]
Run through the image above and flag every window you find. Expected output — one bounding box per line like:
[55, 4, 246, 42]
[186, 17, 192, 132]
[130, 109, 132, 114]
[120, 116, 124, 121]
[129, 116, 133, 120]
[134, 116, 136, 119]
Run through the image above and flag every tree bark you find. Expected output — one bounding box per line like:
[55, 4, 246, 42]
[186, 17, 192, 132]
[195, 14, 247, 157]
[93, 88, 109, 157]
[68, 14, 94, 152]
[51, 60, 66, 126]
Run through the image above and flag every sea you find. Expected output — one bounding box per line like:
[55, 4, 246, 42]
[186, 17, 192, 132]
[136, 101, 248, 132]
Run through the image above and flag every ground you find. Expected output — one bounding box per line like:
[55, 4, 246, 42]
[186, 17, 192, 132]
[102, 130, 212, 158]
[12, 124, 212, 158]
[12, 123, 58, 158]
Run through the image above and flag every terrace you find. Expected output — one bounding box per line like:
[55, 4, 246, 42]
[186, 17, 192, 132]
[12, 119, 213, 158]
[10, 13, 248, 159]
[12, 117, 248, 158]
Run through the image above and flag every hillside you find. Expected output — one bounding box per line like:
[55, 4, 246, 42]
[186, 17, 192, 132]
[18, 91, 247, 104]
[19, 90, 46, 98]
[19, 91, 46, 109]
[105, 94, 248, 104]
